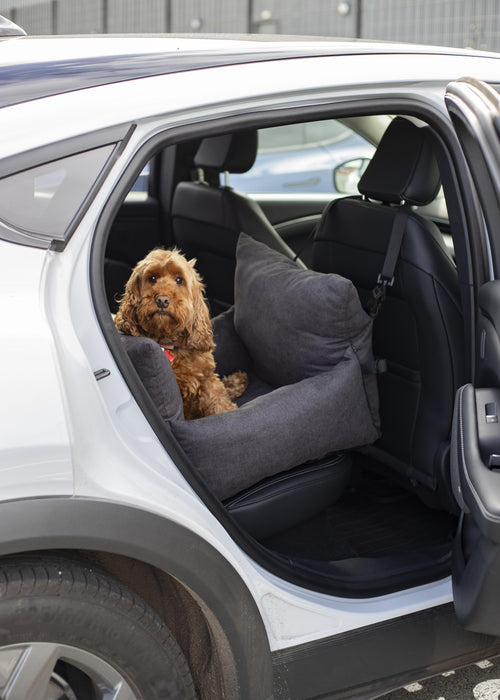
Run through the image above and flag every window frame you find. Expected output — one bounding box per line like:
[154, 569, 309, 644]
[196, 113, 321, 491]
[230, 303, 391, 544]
[0, 123, 135, 250]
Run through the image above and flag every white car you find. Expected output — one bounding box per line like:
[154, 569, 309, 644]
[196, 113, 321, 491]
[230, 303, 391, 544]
[2, 16, 500, 699]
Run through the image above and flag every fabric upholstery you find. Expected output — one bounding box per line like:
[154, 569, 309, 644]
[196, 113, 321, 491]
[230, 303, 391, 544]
[233, 234, 380, 428]
[119, 236, 380, 501]
[120, 331, 376, 500]
[234, 233, 373, 383]
[120, 334, 184, 422]
[173, 357, 377, 500]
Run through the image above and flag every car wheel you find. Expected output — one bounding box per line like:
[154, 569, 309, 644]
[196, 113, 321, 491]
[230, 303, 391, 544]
[0, 553, 197, 699]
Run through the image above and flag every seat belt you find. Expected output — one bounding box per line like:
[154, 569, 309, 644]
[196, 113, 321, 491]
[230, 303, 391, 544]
[366, 206, 409, 318]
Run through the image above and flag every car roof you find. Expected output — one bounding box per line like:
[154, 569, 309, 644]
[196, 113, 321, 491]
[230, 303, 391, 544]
[1, 34, 500, 109]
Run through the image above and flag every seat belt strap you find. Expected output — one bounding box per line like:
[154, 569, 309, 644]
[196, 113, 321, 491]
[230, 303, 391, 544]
[366, 207, 409, 318]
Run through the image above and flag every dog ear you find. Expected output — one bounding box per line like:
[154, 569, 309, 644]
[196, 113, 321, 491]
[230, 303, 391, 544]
[185, 267, 215, 352]
[114, 266, 143, 336]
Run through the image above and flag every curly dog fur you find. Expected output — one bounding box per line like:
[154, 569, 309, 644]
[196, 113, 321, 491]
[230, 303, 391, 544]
[115, 248, 247, 420]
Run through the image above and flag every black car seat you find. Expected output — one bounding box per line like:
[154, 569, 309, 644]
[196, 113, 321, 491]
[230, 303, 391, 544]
[171, 130, 304, 315]
[312, 117, 465, 509]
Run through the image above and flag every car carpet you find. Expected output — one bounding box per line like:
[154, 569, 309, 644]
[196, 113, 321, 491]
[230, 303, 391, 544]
[261, 470, 458, 562]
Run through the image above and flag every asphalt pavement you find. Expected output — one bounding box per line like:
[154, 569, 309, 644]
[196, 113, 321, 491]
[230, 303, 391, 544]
[380, 658, 500, 699]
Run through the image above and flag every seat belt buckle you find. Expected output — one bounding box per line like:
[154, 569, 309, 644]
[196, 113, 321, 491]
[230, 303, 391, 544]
[366, 282, 387, 318]
[377, 273, 394, 287]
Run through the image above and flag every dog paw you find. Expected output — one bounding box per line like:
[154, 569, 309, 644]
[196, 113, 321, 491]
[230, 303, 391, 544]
[222, 370, 248, 399]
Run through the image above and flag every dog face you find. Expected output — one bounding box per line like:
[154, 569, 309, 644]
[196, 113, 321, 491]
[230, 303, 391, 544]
[115, 248, 214, 351]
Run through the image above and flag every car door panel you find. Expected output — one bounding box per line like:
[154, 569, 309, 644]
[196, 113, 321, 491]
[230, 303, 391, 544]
[452, 384, 500, 528]
[452, 381, 500, 636]
[447, 77, 500, 635]
[477, 280, 500, 387]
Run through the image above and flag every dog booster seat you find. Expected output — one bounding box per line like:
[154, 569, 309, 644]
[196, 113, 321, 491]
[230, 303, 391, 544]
[121, 234, 380, 538]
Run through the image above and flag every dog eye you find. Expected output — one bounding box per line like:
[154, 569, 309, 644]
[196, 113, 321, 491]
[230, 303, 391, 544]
[148, 275, 157, 284]
[175, 276, 184, 285]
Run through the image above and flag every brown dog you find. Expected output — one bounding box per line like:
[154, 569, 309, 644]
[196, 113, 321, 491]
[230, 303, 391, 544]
[114, 248, 247, 420]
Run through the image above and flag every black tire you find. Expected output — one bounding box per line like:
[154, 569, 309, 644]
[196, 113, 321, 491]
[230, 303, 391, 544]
[0, 552, 197, 700]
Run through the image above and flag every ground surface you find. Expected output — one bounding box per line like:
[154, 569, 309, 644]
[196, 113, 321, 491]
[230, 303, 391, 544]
[381, 658, 500, 699]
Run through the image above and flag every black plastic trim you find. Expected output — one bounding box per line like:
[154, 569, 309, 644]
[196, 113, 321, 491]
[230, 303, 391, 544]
[0, 495, 274, 700]
[271, 603, 500, 699]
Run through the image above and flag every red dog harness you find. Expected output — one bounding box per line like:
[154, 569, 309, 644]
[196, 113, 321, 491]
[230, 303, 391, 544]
[159, 343, 178, 363]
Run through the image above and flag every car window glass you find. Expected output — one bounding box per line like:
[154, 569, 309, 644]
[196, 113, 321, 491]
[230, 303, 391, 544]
[0, 145, 114, 238]
[126, 163, 150, 202]
[229, 119, 375, 195]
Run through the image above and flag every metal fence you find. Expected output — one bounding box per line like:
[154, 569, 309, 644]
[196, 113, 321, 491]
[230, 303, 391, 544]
[2, 0, 500, 52]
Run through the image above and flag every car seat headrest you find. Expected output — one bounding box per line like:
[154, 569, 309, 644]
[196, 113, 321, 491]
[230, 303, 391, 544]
[194, 131, 258, 173]
[357, 117, 441, 206]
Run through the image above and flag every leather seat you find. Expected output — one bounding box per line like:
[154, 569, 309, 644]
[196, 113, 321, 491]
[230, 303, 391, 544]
[312, 117, 465, 509]
[224, 453, 351, 540]
[171, 130, 303, 315]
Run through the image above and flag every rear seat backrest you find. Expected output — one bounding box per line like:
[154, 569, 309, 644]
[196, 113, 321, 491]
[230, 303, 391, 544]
[171, 130, 304, 315]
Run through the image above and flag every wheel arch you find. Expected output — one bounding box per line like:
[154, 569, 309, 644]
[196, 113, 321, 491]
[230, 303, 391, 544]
[0, 496, 273, 700]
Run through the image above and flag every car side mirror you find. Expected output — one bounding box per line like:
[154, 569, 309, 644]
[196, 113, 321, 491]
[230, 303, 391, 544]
[333, 157, 370, 194]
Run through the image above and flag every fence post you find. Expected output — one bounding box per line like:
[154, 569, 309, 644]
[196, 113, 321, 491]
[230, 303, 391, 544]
[356, 0, 362, 38]
[248, 0, 253, 33]
[102, 0, 108, 33]
[165, 0, 171, 32]
[51, 0, 57, 33]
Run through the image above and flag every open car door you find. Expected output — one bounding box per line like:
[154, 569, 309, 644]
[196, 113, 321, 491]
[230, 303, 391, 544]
[447, 77, 500, 636]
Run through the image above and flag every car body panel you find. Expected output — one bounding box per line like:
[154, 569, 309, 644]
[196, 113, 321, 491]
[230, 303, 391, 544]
[0, 241, 73, 498]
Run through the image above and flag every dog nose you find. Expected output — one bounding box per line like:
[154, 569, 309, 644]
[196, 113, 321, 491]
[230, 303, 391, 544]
[155, 295, 170, 309]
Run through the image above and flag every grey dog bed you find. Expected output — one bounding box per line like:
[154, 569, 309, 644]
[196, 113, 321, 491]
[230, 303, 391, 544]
[121, 234, 380, 500]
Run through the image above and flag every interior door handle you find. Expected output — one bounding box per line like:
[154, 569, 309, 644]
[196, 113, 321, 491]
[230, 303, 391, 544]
[452, 384, 500, 541]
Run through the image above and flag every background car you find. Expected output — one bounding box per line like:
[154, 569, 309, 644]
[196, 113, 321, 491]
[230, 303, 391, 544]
[229, 119, 375, 194]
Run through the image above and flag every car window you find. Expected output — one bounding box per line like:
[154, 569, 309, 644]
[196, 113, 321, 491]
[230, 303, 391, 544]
[229, 119, 375, 195]
[126, 163, 150, 202]
[0, 145, 114, 241]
